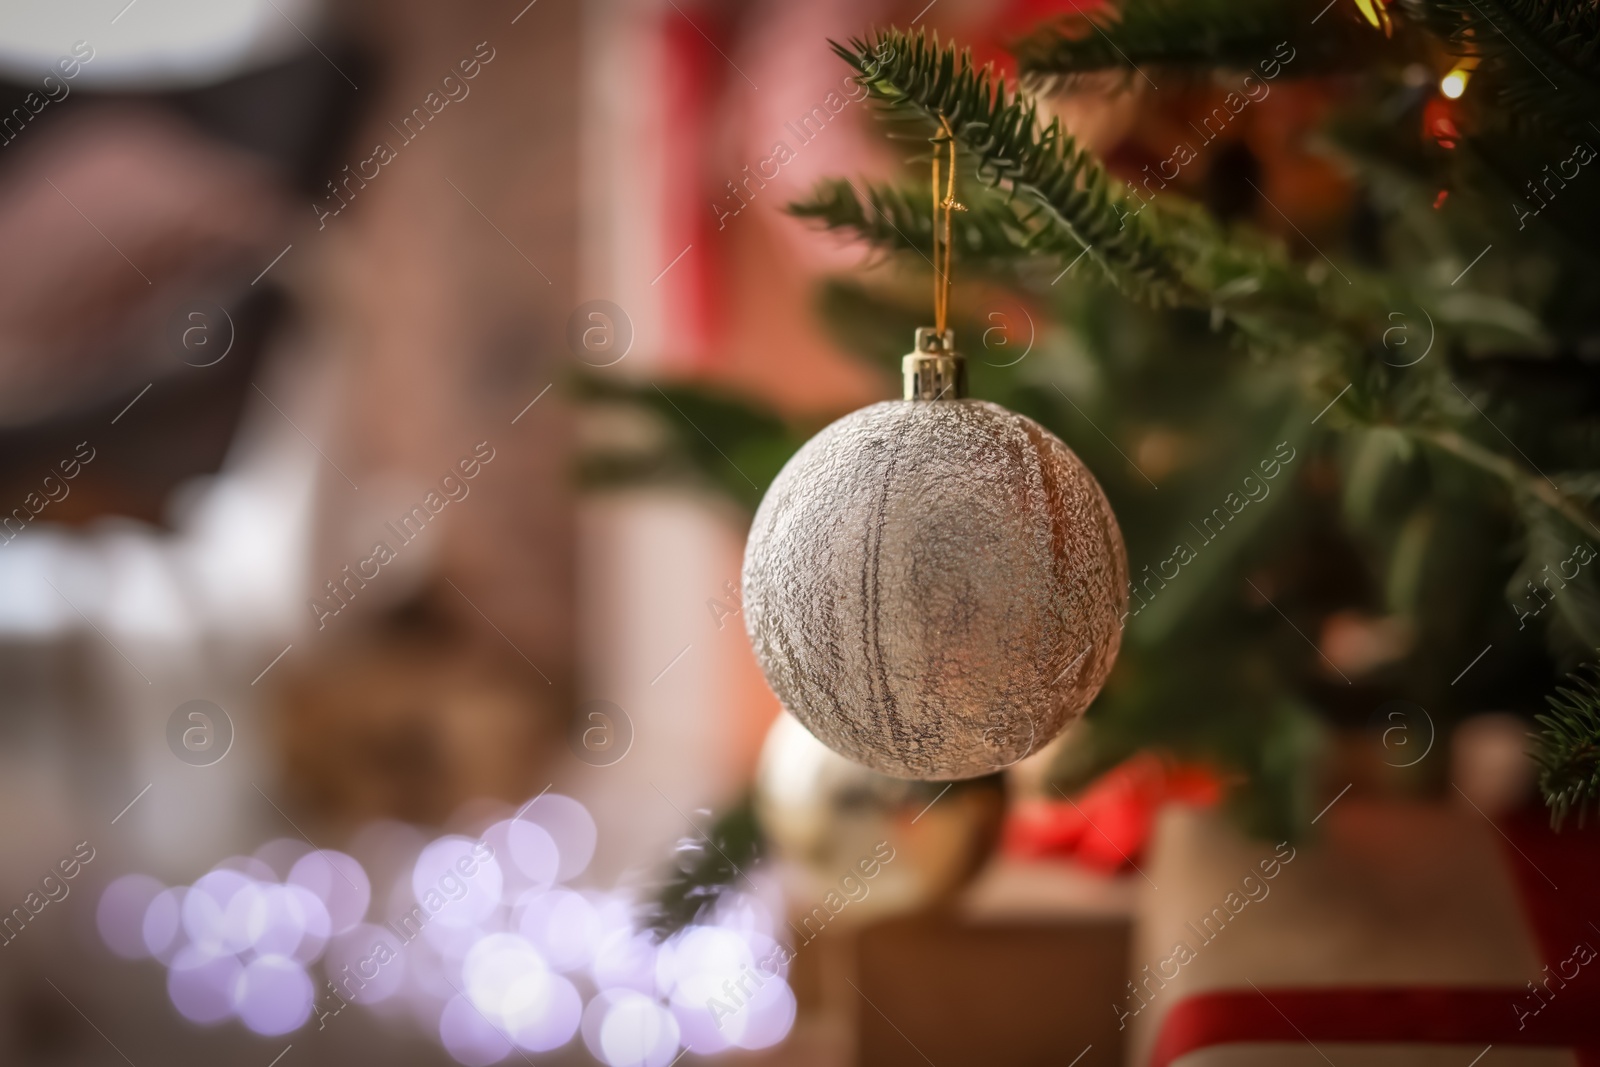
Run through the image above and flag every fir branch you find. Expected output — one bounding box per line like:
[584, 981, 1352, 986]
[1512, 491, 1600, 654]
[1012, 0, 1376, 85]
[833, 29, 1186, 302]
[639, 792, 763, 941]
[806, 34, 1594, 543]
[1533, 661, 1600, 829]
[1414, 426, 1600, 540]
[570, 373, 799, 514]
[790, 169, 1354, 354]
[810, 32, 1388, 334]
[1400, 0, 1600, 138]
[789, 177, 1044, 268]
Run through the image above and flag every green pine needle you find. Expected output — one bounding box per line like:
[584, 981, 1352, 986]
[828, 28, 1186, 303]
[789, 177, 1045, 268]
[1533, 661, 1600, 829]
[640, 793, 763, 940]
[1011, 0, 1379, 85]
[802, 30, 1388, 338]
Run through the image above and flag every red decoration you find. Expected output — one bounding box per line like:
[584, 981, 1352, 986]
[966, 0, 1111, 77]
[1423, 96, 1459, 149]
[1003, 755, 1222, 873]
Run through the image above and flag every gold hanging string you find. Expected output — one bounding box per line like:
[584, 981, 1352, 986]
[931, 115, 965, 335]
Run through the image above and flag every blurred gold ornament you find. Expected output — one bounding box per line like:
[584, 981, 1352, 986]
[754, 714, 1006, 926]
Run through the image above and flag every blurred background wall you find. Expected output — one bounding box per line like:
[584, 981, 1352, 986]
[0, 0, 915, 1061]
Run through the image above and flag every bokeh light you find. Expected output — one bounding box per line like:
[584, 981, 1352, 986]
[585, 990, 682, 1067]
[462, 932, 545, 1023]
[142, 887, 188, 963]
[324, 923, 407, 1005]
[411, 836, 503, 928]
[516, 889, 601, 972]
[234, 955, 315, 1036]
[167, 945, 242, 1026]
[288, 850, 371, 934]
[482, 817, 561, 890]
[438, 993, 513, 1067]
[96, 793, 801, 1062]
[731, 973, 797, 1050]
[97, 874, 165, 960]
[183, 868, 252, 955]
[592, 926, 660, 996]
[504, 971, 582, 1052]
[519, 794, 597, 883]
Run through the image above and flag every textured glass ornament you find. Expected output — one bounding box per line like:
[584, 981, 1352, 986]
[742, 329, 1128, 780]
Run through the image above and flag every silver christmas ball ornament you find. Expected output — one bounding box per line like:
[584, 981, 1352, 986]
[742, 328, 1129, 780]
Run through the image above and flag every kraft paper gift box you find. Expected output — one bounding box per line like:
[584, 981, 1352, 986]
[1124, 799, 1599, 1067]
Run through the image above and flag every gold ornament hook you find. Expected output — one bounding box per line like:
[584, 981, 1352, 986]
[931, 114, 965, 335]
[903, 115, 968, 401]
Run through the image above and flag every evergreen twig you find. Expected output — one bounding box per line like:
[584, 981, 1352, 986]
[1533, 661, 1600, 829]
[789, 177, 1043, 267]
[1012, 0, 1379, 85]
[832, 29, 1186, 302]
[639, 793, 763, 941]
[1415, 427, 1600, 539]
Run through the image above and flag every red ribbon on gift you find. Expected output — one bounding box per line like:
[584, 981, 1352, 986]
[1151, 985, 1597, 1067]
[1149, 807, 1600, 1066]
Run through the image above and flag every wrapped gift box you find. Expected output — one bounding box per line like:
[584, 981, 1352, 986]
[781, 857, 1138, 1067]
[1128, 799, 1600, 1067]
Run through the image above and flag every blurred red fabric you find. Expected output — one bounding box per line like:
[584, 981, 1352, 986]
[1004, 755, 1223, 872]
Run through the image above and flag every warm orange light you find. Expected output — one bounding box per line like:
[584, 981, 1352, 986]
[1441, 69, 1468, 98]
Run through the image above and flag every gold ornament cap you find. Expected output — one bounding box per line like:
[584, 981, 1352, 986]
[902, 327, 966, 401]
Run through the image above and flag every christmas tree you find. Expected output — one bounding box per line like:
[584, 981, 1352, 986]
[580, 0, 1600, 921]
